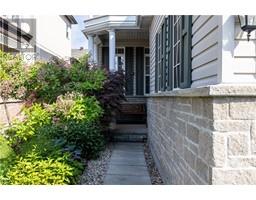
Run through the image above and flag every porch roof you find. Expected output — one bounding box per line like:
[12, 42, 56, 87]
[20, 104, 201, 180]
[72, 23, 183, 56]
[82, 15, 153, 37]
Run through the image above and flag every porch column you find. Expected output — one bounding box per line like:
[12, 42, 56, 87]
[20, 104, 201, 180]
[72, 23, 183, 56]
[88, 34, 94, 64]
[94, 43, 98, 65]
[108, 29, 116, 72]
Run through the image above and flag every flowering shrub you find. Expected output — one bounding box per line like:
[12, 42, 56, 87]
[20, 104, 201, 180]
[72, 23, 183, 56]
[0, 50, 27, 99]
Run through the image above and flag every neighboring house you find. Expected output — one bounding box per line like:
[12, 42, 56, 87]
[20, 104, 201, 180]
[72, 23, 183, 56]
[83, 15, 256, 184]
[72, 47, 87, 59]
[0, 15, 77, 64]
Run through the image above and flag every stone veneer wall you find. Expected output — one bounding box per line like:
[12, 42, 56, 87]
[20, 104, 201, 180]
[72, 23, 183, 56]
[147, 85, 256, 184]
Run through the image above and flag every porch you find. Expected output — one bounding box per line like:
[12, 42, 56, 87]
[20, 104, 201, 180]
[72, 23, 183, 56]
[83, 16, 152, 125]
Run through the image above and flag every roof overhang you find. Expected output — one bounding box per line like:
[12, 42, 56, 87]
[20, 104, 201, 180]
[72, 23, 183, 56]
[82, 15, 142, 36]
[63, 15, 78, 24]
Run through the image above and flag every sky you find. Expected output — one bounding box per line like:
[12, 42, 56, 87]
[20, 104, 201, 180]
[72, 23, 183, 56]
[71, 15, 88, 49]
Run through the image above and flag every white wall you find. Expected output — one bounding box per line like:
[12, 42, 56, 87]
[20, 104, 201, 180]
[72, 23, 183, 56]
[216, 15, 256, 84]
[35, 15, 72, 61]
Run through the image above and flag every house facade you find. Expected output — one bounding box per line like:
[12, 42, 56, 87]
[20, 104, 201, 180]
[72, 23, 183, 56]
[83, 15, 256, 184]
[0, 15, 77, 64]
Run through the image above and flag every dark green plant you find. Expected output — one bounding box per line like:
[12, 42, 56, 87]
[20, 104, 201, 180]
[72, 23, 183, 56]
[25, 61, 69, 103]
[44, 121, 105, 159]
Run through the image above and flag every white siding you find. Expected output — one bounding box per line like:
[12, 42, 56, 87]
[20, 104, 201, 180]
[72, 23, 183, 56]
[191, 15, 221, 88]
[149, 15, 165, 93]
[35, 15, 72, 61]
[232, 18, 256, 83]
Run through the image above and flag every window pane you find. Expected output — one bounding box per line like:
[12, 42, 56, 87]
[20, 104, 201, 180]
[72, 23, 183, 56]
[145, 48, 150, 54]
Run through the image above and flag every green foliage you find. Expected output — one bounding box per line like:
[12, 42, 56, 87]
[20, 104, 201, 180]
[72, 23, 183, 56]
[44, 121, 105, 159]
[6, 150, 82, 185]
[52, 92, 103, 123]
[0, 135, 16, 184]
[0, 50, 27, 99]
[25, 62, 69, 103]
[7, 104, 51, 146]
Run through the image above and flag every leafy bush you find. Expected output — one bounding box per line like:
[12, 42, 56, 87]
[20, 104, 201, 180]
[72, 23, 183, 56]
[0, 50, 27, 99]
[7, 104, 51, 146]
[0, 135, 16, 184]
[42, 121, 104, 159]
[25, 62, 69, 103]
[6, 150, 82, 185]
[67, 66, 106, 94]
[51, 92, 103, 123]
[96, 70, 126, 124]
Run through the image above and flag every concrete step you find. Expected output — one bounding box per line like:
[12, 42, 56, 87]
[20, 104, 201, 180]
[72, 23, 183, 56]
[110, 124, 147, 142]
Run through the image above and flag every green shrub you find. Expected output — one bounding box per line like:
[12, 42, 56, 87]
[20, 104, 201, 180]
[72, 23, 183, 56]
[44, 121, 105, 159]
[52, 92, 103, 123]
[6, 150, 82, 185]
[7, 104, 51, 146]
[0, 135, 16, 184]
[68, 64, 106, 93]
[25, 62, 69, 103]
[0, 50, 26, 99]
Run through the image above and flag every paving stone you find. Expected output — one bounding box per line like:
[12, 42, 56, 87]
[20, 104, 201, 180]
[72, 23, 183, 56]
[104, 174, 151, 185]
[107, 164, 149, 176]
[103, 142, 151, 185]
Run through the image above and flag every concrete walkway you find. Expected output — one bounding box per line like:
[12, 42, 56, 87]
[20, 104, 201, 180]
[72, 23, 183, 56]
[104, 142, 151, 185]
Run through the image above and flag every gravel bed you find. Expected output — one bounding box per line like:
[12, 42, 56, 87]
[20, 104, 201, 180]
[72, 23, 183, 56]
[144, 143, 164, 185]
[79, 145, 113, 185]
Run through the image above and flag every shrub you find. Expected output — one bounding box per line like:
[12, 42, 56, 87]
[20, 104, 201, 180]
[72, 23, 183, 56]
[0, 135, 16, 184]
[67, 66, 106, 94]
[96, 70, 126, 124]
[5, 150, 82, 185]
[43, 121, 105, 159]
[51, 92, 103, 123]
[25, 62, 69, 103]
[0, 50, 27, 99]
[7, 104, 51, 146]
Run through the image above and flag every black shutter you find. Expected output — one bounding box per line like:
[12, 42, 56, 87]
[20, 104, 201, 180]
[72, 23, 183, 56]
[180, 15, 192, 88]
[155, 33, 158, 93]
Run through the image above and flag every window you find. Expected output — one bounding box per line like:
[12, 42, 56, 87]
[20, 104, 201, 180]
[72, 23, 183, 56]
[155, 15, 192, 92]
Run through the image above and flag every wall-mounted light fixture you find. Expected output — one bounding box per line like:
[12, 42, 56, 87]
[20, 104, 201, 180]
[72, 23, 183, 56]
[238, 15, 256, 41]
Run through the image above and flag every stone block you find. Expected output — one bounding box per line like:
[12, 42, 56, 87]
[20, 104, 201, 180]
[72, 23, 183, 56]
[227, 132, 249, 156]
[212, 133, 226, 167]
[187, 123, 199, 144]
[212, 98, 229, 120]
[230, 98, 256, 120]
[212, 168, 256, 184]
[198, 131, 213, 165]
[196, 157, 209, 183]
[213, 120, 251, 132]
